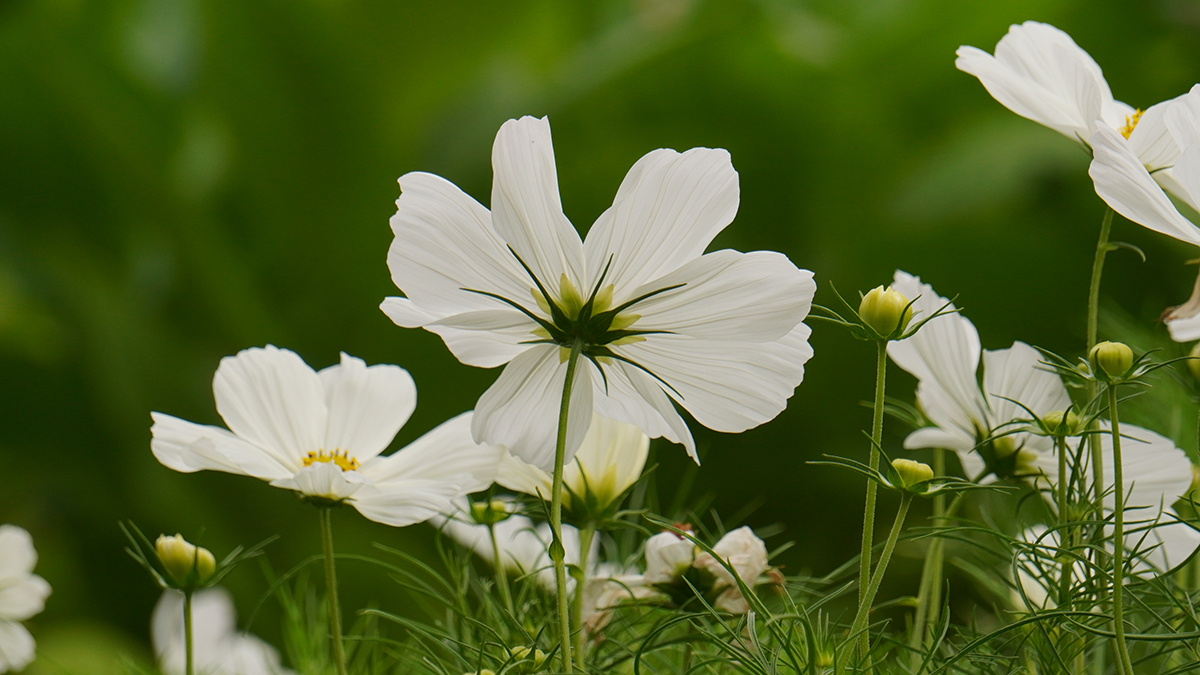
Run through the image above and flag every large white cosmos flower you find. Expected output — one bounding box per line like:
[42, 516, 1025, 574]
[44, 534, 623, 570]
[150, 346, 502, 527]
[0, 526, 50, 674]
[958, 21, 1196, 214]
[153, 588, 293, 675]
[382, 115, 815, 469]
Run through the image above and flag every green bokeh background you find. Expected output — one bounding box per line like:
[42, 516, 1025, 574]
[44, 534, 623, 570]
[3, 0, 1200, 668]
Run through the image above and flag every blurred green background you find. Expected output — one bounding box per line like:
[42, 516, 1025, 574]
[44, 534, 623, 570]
[4, 0, 1200, 669]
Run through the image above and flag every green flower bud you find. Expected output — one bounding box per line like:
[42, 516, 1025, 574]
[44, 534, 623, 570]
[510, 646, 548, 669]
[1089, 341, 1133, 378]
[155, 534, 216, 587]
[1190, 464, 1200, 496]
[859, 286, 913, 338]
[1041, 410, 1080, 436]
[892, 458, 934, 489]
[469, 499, 512, 526]
[1188, 343, 1200, 383]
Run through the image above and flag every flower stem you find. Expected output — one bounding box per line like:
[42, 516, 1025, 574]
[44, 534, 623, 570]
[857, 339, 889, 659]
[183, 590, 194, 675]
[909, 447, 946, 669]
[1107, 385, 1135, 675]
[550, 338, 585, 673]
[573, 522, 596, 669]
[319, 507, 348, 675]
[850, 493, 912, 667]
[488, 523, 514, 615]
[1086, 208, 1113, 515]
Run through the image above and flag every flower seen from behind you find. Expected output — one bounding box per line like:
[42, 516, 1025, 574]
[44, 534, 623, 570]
[382, 115, 815, 469]
[153, 587, 293, 675]
[151, 346, 502, 527]
[0, 525, 50, 674]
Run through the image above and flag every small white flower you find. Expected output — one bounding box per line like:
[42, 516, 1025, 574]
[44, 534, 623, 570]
[692, 526, 770, 614]
[152, 587, 293, 675]
[0, 526, 50, 674]
[151, 346, 503, 527]
[382, 115, 815, 469]
[581, 563, 658, 636]
[643, 531, 695, 585]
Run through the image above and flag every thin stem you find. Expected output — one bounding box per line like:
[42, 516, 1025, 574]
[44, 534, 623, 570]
[319, 507, 348, 675]
[184, 590, 194, 675]
[1087, 209, 1113, 512]
[849, 493, 913, 668]
[550, 338, 585, 673]
[573, 523, 596, 669]
[909, 448, 946, 670]
[1056, 434, 1076, 606]
[1107, 385, 1135, 675]
[488, 523, 513, 614]
[857, 339, 889, 659]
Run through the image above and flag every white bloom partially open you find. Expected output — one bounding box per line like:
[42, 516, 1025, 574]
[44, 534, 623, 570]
[643, 530, 696, 585]
[692, 526, 770, 614]
[151, 346, 503, 527]
[0, 526, 50, 674]
[382, 115, 815, 470]
[153, 588, 293, 675]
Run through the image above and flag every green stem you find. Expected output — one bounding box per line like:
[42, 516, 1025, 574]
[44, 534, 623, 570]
[909, 448, 946, 671]
[319, 507, 348, 675]
[488, 523, 514, 615]
[1107, 385, 1135, 675]
[1085, 210, 1112, 675]
[849, 493, 913, 668]
[573, 523, 596, 669]
[857, 339, 889, 659]
[1056, 434, 1075, 606]
[550, 338, 585, 673]
[184, 590, 194, 675]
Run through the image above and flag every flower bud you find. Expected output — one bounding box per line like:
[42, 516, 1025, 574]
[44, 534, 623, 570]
[644, 529, 696, 585]
[892, 458, 933, 488]
[1041, 410, 1080, 436]
[510, 646, 547, 669]
[859, 286, 913, 338]
[469, 499, 512, 526]
[1188, 343, 1200, 383]
[693, 527, 769, 613]
[155, 534, 216, 587]
[1089, 341, 1133, 378]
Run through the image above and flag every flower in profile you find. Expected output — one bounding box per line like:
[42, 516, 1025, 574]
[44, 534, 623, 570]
[496, 413, 649, 518]
[0, 526, 50, 674]
[153, 587, 293, 675]
[151, 346, 503, 527]
[692, 526, 770, 614]
[382, 115, 815, 469]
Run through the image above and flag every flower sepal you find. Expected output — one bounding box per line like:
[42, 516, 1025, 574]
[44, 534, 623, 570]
[811, 282, 958, 342]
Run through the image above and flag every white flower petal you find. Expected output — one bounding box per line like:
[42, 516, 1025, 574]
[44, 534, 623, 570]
[360, 412, 501, 493]
[1089, 124, 1200, 247]
[981, 341, 1070, 450]
[350, 479, 468, 528]
[269, 463, 364, 501]
[153, 588, 293, 675]
[1128, 95, 1184, 172]
[566, 414, 649, 507]
[472, 345, 594, 471]
[0, 576, 49, 622]
[150, 413, 294, 480]
[593, 360, 695, 459]
[496, 449, 553, 498]
[903, 427, 974, 453]
[213, 346, 328, 463]
[317, 353, 416, 463]
[1165, 85, 1200, 152]
[617, 323, 810, 434]
[630, 250, 814, 342]
[1166, 309, 1200, 342]
[490, 116, 585, 291]
[382, 298, 529, 368]
[0, 621, 35, 673]
[582, 147, 739, 295]
[0, 527, 36, 584]
[1067, 423, 1193, 512]
[1127, 512, 1200, 573]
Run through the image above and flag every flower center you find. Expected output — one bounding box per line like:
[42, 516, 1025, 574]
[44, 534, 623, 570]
[1120, 109, 1143, 140]
[303, 449, 360, 472]
[529, 274, 645, 357]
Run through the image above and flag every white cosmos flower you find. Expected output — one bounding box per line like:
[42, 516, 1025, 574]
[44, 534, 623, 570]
[150, 346, 502, 527]
[643, 530, 696, 585]
[496, 413, 649, 513]
[381, 115, 815, 470]
[958, 22, 1197, 214]
[153, 588, 293, 675]
[581, 563, 659, 636]
[0, 526, 50, 674]
[692, 526, 770, 614]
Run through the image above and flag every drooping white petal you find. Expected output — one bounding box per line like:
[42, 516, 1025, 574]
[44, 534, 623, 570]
[1089, 125, 1200, 247]
[582, 147, 739, 295]
[0, 527, 36, 584]
[381, 298, 529, 368]
[269, 463, 364, 501]
[981, 342, 1070, 451]
[630, 250, 813, 342]
[0, 576, 50, 622]
[213, 346, 328, 463]
[472, 345, 594, 470]
[1126, 511, 1200, 573]
[317, 354, 416, 463]
[1067, 423, 1193, 512]
[490, 116, 585, 292]
[903, 427, 974, 453]
[616, 322, 810, 434]
[0, 621, 35, 673]
[150, 413, 295, 480]
[360, 412, 501, 493]
[496, 449, 553, 498]
[1166, 310, 1200, 342]
[592, 360, 695, 459]
[350, 479, 470, 528]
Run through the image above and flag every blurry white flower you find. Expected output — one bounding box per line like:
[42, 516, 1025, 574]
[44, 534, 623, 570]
[151, 346, 502, 527]
[0, 526, 50, 674]
[153, 588, 293, 675]
[497, 414, 649, 514]
[581, 563, 659, 636]
[643, 530, 695, 585]
[382, 115, 815, 470]
[692, 526, 770, 614]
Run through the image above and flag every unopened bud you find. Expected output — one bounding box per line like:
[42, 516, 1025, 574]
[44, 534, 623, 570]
[859, 286, 913, 338]
[155, 534, 216, 587]
[510, 646, 547, 669]
[892, 458, 933, 489]
[1188, 343, 1200, 383]
[1042, 410, 1080, 436]
[1090, 341, 1133, 378]
[469, 499, 512, 526]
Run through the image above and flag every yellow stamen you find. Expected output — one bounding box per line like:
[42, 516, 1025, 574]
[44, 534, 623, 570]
[1120, 109, 1143, 140]
[303, 449, 360, 472]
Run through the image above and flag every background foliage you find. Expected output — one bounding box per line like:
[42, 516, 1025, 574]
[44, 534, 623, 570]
[3, 0, 1200, 670]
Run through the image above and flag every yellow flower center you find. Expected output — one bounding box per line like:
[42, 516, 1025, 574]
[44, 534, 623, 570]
[303, 449, 360, 472]
[1119, 109, 1143, 140]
